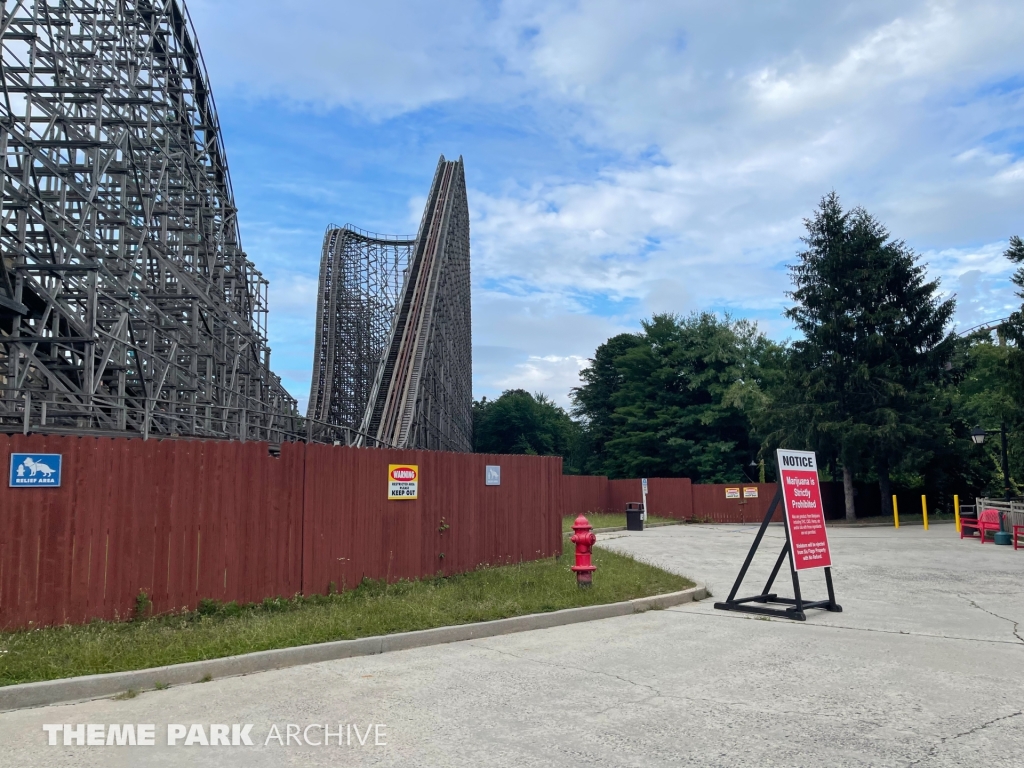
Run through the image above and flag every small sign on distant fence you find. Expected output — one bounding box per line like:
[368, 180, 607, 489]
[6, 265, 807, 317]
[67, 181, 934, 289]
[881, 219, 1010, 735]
[388, 464, 418, 500]
[743, 486, 759, 498]
[9, 453, 62, 487]
[725, 487, 740, 499]
[485, 465, 501, 486]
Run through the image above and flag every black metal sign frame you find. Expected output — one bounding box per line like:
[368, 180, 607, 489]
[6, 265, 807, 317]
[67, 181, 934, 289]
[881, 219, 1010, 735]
[713, 488, 842, 621]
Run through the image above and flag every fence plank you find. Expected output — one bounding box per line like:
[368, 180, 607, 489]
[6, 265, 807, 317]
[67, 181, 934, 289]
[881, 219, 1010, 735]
[0, 435, 568, 630]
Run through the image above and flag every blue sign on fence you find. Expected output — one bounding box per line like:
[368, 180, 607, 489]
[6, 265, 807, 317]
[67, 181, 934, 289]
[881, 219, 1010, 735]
[9, 453, 62, 487]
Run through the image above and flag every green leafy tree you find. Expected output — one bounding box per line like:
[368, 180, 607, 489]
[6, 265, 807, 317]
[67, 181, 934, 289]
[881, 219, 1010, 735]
[569, 332, 645, 473]
[473, 390, 584, 471]
[572, 312, 775, 482]
[769, 192, 957, 520]
[942, 338, 1016, 498]
[954, 236, 1024, 498]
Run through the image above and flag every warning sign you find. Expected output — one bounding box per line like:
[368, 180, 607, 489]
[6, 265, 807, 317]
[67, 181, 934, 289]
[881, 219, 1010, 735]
[388, 464, 419, 500]
[776, 449, 832, 570]
[725, 487, 740, 499]
[743, 487, 759, 498]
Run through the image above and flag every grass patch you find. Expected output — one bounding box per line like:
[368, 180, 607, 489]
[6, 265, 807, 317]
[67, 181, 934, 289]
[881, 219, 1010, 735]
[0, 549, 692, 686]
[562, 513, 678, 532]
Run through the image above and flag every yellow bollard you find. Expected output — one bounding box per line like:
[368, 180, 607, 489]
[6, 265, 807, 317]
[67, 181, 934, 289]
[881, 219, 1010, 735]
[921, 494, 929, 530]
[893, 495, 899, 528]
[954, 494, 961, 533]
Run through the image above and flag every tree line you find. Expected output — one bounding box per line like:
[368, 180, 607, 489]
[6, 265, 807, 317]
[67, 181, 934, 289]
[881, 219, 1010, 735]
[473, 193, 1024, 518]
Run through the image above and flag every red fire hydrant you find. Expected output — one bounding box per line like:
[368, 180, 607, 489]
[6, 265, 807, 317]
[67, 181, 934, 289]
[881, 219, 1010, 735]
[570, 515, 597, 588]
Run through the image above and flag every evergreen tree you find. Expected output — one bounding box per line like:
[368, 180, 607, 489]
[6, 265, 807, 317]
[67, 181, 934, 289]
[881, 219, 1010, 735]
[1001, 234, 1024, 405]
[1004, 234, 1024, 323]
[777, 192, 956, 519]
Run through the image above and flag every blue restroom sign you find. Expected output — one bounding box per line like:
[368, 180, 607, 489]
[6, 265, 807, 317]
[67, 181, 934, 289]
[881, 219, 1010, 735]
[9, 453, 62, 487]
[485, 465, 501, 486]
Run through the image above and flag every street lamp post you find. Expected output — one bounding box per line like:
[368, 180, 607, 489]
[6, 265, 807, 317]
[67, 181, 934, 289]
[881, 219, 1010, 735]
[1001, 422, 1011, 502]
[971, 423, 1012, 501]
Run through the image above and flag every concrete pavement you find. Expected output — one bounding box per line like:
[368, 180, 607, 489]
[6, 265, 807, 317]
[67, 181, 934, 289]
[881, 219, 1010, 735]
[0, 524, 1021, 767]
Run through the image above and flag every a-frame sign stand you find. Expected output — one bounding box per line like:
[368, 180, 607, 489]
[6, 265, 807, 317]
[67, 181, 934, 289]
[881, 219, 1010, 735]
[713, 488, 842, 621]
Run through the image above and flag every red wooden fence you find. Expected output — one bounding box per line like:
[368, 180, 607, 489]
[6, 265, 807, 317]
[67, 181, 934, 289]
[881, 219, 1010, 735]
[0, 435, 306, 629]
[608, 478, 642, 514]
[302, 446, 563, 595]
[560, 475, 609, 517]
[561, 477, 780, 524]
[559, 476, 698, 519]
[2, 430, 852, 631]
[0, 435, 562, 630]
[690, 483, 782, 524]
[644, 477, 695, 520]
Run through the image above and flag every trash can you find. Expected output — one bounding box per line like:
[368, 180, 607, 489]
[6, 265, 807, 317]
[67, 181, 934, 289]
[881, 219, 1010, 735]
[994, 509, 1012, 544]
[626, 501, 644, 531]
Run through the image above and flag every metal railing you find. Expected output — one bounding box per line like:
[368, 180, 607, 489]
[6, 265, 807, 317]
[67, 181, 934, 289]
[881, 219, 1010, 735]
[974, 498, 1024, 533]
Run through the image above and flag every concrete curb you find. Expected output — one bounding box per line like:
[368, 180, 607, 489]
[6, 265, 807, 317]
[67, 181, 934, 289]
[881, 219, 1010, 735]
[0, 585, 706, 712]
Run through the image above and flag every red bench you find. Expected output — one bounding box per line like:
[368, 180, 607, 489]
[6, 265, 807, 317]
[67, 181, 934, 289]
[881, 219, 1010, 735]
[960, 509, 1001, 543]
[1015, 525, 1022, 550]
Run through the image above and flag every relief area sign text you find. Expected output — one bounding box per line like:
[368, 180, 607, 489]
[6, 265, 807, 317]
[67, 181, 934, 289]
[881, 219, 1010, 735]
[9, 453, 62, 487]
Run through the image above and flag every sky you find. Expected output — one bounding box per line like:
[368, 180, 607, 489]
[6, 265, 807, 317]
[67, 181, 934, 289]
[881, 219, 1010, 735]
[186, 0, 1024, 412]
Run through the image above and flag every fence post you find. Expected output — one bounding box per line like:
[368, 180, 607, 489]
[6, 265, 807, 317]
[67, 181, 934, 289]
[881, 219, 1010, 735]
[893, 495, 899, 529]
[921, 495, 928, 531]
[954, 494, 960, 533]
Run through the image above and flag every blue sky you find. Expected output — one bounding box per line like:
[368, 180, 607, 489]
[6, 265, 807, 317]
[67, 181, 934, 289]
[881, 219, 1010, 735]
[187, 0, 1024, 410]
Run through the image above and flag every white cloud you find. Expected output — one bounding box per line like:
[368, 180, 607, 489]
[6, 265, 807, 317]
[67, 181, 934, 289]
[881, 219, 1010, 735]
[188, 0, 508, 116]
[186, 0, 1024, 404]
[495, 355, 590, 405]
[749, 6, 994, 112]
[924, 241, 1018, 330]
[471, 290, 632, 406]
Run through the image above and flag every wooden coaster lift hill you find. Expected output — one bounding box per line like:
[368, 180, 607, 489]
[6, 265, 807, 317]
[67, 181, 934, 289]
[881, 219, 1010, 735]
[714, 449, 842, 621]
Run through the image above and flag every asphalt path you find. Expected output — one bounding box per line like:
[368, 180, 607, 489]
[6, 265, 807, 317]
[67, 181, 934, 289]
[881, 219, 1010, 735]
[0, 524, 1021, 767]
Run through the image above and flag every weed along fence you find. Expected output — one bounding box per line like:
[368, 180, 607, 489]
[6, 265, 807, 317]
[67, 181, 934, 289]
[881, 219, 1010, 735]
[0, 434, 563, 630]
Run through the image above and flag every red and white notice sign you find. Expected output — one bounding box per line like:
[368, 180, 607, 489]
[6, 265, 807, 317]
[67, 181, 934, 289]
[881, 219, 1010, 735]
[776, 449, 832, 571]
